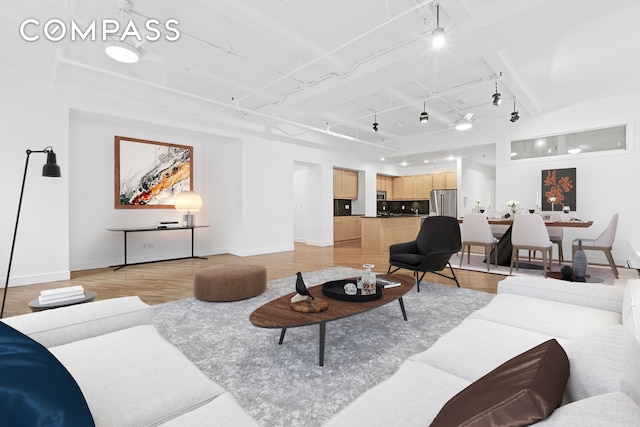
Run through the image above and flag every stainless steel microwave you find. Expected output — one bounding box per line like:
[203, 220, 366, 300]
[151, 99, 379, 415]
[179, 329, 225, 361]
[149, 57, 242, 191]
[376, 191, 387, 200]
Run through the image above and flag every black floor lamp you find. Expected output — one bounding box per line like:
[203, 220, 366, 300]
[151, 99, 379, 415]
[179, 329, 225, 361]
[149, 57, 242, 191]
[1, 147, 61, 318]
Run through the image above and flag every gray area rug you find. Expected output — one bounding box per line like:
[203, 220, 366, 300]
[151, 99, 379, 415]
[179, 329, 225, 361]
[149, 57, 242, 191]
[153, 267, 494, 426]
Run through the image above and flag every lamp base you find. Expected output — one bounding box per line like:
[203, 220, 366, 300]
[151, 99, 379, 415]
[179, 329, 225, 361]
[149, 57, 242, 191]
[183, 213, 195, 227]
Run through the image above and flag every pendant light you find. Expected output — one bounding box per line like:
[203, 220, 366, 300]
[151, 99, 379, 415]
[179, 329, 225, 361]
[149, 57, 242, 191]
[492, 82, 502, 106]
[510, 101, 520, 123]
[372, 113, 379, 132]
[419, 102, 429, 123]
[432, 5, 446, 48]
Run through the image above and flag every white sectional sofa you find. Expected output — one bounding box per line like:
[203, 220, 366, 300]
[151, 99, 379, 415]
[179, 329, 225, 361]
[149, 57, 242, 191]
[1, 296, 258, 427]
[3, 277, 640, 426]
[326, 277, 640, 426]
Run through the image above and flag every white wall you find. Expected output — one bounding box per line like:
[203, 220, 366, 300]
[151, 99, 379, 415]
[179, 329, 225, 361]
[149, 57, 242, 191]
[460, 159, 496, 217]
[494, 94, 640, 266]
[0, 77, 70, 287]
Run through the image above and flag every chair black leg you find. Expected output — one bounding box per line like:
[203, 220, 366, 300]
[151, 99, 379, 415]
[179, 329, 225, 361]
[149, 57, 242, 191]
[415, 271, 427, 292]
[448, 262, 460, 287]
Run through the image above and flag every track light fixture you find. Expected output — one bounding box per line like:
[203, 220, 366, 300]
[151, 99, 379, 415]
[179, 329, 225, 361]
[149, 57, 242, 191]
[492, 82, 502, 106]
[419, 102, 429, 123]
[432, 5, 445, 48]
[372, 113, 379, 132]
[510, 101, 520, 123]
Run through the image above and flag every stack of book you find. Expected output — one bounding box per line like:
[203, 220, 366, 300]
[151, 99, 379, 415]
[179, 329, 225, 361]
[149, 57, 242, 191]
[38, 285, 85, 305]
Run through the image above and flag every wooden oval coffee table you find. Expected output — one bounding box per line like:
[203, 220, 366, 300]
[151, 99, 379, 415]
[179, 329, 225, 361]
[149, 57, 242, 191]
[249, 274, 414, 366]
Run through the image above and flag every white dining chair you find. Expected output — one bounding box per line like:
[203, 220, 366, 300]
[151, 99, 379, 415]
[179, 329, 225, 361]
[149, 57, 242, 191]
[572, 213, 619, 278]
[460, 214, 498, 271]
[510, 214, 552, 274]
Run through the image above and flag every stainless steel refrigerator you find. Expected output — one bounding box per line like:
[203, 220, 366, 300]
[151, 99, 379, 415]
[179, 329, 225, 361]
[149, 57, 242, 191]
[430, 189, 457, 217]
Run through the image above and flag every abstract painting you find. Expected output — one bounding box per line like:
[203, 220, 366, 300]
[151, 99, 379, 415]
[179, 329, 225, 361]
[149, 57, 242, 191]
[541, 168, 576, 211]
[114, 136, 193, 209]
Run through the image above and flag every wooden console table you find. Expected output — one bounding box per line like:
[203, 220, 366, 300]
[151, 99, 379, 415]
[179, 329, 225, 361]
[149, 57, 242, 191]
[106, 225, 209, 270]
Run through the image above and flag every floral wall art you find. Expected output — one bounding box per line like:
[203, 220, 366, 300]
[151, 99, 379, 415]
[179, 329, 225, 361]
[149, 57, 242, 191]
[114, 136, 193, 209]
[541, 167, 576, 211]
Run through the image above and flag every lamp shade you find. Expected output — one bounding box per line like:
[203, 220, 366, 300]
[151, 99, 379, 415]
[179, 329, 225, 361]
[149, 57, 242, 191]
[42, 150, 61, 177]
[174, 191, 202, 212]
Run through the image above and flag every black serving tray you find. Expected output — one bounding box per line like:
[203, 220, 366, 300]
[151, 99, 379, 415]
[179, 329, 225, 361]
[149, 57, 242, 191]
[321, 279, 383, 302]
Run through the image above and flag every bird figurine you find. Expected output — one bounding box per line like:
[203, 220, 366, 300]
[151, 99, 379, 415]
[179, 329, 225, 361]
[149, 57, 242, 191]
[295, 271, 314, 300]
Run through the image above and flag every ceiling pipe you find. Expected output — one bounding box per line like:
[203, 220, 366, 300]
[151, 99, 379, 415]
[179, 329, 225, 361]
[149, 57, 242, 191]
[237, 0, 435, 103]
[329, 73, 502, 130]
[55, 53, 398, 152]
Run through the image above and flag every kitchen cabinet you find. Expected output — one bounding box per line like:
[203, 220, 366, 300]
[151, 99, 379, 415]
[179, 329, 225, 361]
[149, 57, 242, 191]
[432, 171, 457, 190]
[376, 174, 394, 199]
[333, 216, 362, 242]
[333, 168, 358, 199]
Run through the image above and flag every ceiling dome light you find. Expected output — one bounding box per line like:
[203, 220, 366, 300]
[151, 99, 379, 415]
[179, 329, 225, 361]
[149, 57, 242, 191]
[431, 5, 446, 48]
[419, 102, 429, 123]
[455, 119, 472, 131]
[105, 39, 140, 63]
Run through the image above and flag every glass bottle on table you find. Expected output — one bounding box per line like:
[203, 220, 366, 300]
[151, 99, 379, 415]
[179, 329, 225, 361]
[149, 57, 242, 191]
[361, 264, 376, 295]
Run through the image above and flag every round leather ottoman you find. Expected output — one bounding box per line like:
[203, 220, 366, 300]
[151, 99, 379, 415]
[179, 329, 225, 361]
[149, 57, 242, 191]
[194, 264, 267, 302]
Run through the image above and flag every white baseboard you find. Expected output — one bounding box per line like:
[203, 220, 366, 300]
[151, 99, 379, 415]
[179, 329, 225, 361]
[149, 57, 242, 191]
[1, 271, 70, 287]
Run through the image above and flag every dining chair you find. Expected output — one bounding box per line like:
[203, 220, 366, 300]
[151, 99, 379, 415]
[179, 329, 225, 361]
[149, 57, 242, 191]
[388, 216, 461, 291]
[571, 213, 619, 279]
[459, 214, 498, 271]
[510, 214, 552, 274]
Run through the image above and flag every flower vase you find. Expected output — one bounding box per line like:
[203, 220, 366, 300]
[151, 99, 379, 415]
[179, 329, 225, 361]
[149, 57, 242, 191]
[572, 239, 588, 282]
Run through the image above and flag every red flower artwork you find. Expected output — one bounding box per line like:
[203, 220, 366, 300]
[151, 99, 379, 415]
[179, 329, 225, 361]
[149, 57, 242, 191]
[543, 170, 574, 206]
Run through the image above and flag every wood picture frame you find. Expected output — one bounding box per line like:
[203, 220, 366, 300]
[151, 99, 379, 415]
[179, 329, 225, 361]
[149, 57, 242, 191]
[114, 136, 193, 209]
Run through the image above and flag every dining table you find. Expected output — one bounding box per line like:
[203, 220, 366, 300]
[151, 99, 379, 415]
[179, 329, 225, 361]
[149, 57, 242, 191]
[458, 216, 593, 267]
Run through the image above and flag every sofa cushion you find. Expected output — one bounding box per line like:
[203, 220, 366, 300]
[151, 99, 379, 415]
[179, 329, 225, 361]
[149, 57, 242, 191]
[535, 392, 640, 426]
[410, 317, 562, 382]
[0, 321, 94, 426]
[50, 324, 225, 426]
[498, 276, 623, 313]
[470, 293, 621, 339]
[158, 393, 259, 426]
[622, 279, 640, 341]
[2, 296, 153, 348]
[324, 361, 471, 427]
[430, 339, 569, 427]
[563, 325, 640, 405]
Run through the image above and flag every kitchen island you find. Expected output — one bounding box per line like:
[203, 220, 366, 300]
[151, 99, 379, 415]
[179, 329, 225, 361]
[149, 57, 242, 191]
[360, 216, 422, 251]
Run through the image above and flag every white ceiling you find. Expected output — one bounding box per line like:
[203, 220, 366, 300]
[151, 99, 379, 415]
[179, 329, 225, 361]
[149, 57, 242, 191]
[3, 0, 640, 167]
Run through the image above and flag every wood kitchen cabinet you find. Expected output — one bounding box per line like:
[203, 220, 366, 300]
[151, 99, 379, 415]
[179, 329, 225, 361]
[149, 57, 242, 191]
[333, 216, 362, 242]
[376, 174, 394, 199]
[333, 168, 358, 199]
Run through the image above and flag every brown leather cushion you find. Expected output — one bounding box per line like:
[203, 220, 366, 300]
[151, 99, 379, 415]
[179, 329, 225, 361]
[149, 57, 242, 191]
[430, 339, 569, 427]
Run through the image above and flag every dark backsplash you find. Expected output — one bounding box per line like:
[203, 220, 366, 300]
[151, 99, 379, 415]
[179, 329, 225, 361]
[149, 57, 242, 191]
[334, 199, 353, 216]
[377, 200, 429, 215]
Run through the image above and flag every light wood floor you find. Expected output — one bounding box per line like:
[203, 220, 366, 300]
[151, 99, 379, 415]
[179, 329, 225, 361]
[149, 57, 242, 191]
[1, 240, 503, 318]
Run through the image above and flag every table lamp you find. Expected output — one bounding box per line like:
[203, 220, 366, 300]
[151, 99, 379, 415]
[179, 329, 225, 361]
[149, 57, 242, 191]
[1, 147, 61, 318]
[174, 191, 202, 227]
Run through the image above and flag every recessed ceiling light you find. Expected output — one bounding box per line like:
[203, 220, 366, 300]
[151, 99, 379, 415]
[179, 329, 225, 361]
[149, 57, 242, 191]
[105, 39, 140, 63]
[447, 155, 455, 161]
[401, 161, 408, 167]
[568, 148, 581, 154]
[424, 159, 429, 163]
[511, 152, 518, 157]
[380, 157, 385, 161]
